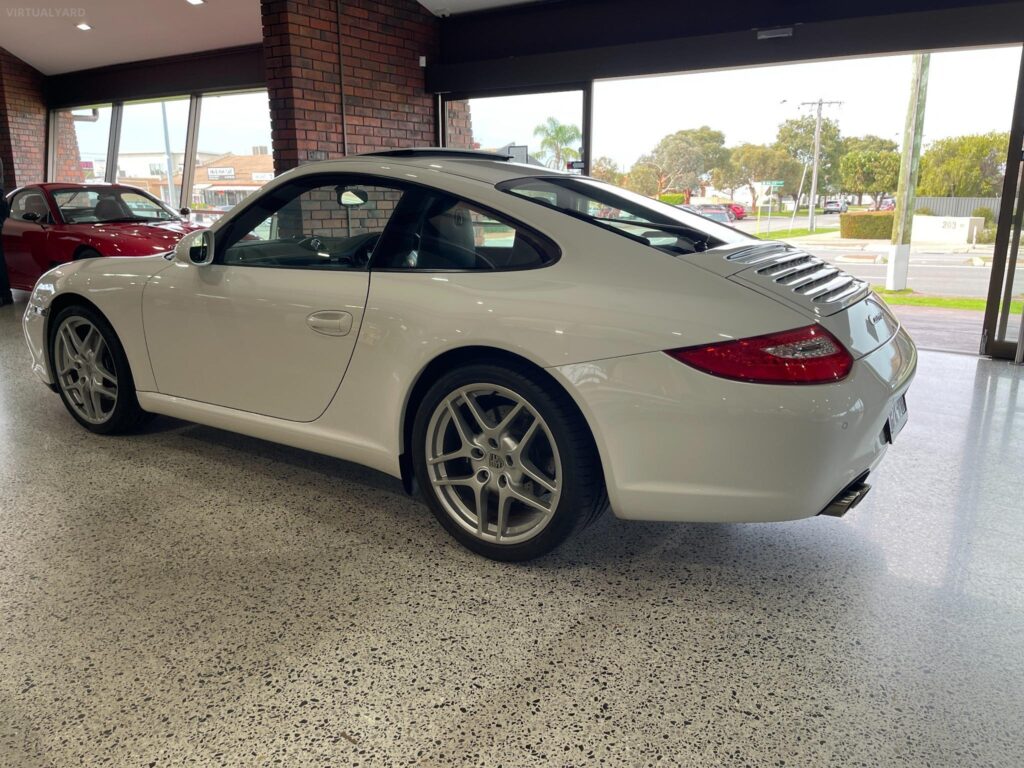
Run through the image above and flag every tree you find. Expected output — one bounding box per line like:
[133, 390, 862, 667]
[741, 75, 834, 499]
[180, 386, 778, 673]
[731, 144, 801, 207]
[775, 115, 843, 194]
[622, 163, 661, 197]
[842, 135, 899, 155]
[917, 132, 1009, 197]
[532, 117, 582, 170]
[840, 151, 900, 208]
[709, 154, 748, 200]
[628, 126, 729, 197]
[591, 156, 623, 186]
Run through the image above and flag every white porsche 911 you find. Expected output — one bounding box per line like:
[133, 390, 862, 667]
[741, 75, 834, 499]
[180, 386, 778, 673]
[22, 149, 916, 560]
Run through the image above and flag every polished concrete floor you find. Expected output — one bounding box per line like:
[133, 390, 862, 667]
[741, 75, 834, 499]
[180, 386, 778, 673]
[1, 291, 1023, 767]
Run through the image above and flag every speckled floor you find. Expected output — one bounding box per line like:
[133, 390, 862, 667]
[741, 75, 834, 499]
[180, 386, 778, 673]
[1, 291, 1023, 767]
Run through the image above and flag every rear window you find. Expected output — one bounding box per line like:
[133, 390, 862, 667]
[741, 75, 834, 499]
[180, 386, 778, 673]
[497, 176, 752, 256]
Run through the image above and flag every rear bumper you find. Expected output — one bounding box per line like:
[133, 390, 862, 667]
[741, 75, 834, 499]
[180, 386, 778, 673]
[553, 326, 917, 523]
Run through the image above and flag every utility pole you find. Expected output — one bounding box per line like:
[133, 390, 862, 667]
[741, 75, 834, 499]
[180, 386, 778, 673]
[888, 53, 930, 291]
[800, 98, 842, 233]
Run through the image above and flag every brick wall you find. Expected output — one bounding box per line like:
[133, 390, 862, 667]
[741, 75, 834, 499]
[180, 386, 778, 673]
[0, 47, 47, 189]
[445, 100, 476, 149]
[51, 110, 86, 183]
[261, 0, 439, 175]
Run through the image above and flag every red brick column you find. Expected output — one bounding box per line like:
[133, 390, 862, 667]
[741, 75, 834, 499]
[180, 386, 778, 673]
[261, 0, 439, 175]
[0, 47, 47, 188]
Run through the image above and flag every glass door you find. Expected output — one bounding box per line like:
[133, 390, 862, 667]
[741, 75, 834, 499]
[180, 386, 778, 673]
[983, 54, 1024, 361]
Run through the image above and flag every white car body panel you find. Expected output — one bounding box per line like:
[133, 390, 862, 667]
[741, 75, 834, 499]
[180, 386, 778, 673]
[23, 153, 917, 523]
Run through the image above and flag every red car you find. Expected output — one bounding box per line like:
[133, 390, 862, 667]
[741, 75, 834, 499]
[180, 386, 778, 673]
[2, 183, 202, 291]
[727, 202, 747, 220]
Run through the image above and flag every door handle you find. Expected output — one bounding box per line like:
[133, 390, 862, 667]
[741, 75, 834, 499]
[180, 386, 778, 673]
[306, 310, 353, 336]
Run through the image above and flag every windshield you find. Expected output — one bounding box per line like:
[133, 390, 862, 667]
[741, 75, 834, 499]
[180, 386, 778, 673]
[497, 176, 752, 256]
[52, 187, 181, 224]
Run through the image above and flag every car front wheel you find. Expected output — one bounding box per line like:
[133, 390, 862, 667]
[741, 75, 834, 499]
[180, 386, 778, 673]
[412, 363, 606, 561]
[49, 304, 151, 434]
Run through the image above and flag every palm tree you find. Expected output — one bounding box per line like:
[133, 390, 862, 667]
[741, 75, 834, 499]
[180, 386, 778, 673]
[533, 117, 582, 170]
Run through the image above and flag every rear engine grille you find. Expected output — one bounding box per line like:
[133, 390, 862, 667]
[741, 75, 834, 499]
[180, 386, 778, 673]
[727, 243, 869, 316]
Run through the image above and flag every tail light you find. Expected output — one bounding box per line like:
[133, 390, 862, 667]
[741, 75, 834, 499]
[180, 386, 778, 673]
[666, 324, 853, 384]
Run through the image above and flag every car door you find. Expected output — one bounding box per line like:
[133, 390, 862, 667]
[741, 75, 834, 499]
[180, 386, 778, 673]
[3, 189, 54, 289]
[142, 174, 407, 422]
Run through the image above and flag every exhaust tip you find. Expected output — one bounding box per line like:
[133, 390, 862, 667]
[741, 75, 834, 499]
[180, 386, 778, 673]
[819, 474, 871, 517]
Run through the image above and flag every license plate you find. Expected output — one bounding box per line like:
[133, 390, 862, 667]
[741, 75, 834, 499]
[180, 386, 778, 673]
[885, 393, 908, 443]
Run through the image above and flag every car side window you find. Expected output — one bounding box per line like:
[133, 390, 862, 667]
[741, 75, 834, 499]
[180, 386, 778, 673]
[219, 179, 405, 271]
[373, 191, 555, 271]
[10, 191, 51, 224]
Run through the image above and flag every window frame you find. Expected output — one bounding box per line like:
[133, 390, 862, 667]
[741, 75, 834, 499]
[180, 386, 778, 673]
[213, 172, 410, 272]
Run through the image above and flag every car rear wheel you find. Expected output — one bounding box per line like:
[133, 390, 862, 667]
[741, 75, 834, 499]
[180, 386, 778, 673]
[49, 305, 151, 434]
[412, 363, 606, 561]
[74, 247, 101, 260]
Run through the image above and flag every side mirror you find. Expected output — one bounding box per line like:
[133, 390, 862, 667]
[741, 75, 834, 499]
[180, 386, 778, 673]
[179, 207, 191, 216]
[174, 229, 214, 266]
[22, 211, 40, 222]
[336, 187, 369, 206]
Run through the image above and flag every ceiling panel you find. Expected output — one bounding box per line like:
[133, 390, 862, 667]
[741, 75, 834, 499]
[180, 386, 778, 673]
[417, 0, 542, 15]
[0, 0, 263, 75]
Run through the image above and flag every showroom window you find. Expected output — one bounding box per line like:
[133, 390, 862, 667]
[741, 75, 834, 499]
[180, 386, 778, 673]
[47, 89, 273, 224]
[50, 104, 113, 184]
[190, 90, 274, 227]
[115, 97, 190, 208]
[443, 88, 588, 173]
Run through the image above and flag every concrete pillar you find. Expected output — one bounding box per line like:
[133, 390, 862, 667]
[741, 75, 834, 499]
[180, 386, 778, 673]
[887, 53, 930, 291]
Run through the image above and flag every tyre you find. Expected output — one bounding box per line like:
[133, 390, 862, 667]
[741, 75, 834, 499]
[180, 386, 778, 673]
[75, 247, 101, 260]
[412, 362, 606, 561]
[48, 304, 151, 434]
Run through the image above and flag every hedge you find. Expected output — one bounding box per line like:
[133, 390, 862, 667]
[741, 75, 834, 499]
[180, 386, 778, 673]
[840, 211, 894, 239]
[659, 193, 687, 205]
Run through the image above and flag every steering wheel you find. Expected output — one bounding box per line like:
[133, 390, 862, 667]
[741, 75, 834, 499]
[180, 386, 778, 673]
[294, 235, 325, 252]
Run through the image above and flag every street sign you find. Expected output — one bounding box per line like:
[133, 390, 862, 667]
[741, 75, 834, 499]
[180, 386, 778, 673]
[765, 180, 784, 187]
[566, 160, 585, 171]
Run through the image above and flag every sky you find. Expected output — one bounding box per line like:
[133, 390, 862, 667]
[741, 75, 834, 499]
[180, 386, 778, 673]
[465, 45, 1023, 170]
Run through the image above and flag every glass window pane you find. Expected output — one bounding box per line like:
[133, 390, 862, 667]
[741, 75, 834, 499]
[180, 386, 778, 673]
[222, 180, 403, 271]
[445, 91, 584, 172]
[51, 104, 112, 183]
[192, 90, 273, 227]
[115, 97, 190, 208]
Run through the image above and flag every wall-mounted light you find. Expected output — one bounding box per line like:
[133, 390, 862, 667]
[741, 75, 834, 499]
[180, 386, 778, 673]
[76, 22, 92, 30]
[756, 26, 793, 40]
[186, 0, 205, 5]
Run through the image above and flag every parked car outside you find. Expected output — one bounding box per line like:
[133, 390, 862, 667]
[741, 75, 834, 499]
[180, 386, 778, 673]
[823, 200, 849, 214]
[23, 149, 916, 560]
[727, 202, 747, 220]
[878, 198, 896, 211]
[2, 183, 202, 291]
[696, 204, 734, 224]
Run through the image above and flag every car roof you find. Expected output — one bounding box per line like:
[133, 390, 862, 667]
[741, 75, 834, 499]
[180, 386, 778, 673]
[283, 151, 564, 186]
[35, 182, 143, 192]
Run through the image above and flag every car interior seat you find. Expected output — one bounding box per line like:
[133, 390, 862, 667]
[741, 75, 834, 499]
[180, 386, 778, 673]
[94, 197, 126, 221]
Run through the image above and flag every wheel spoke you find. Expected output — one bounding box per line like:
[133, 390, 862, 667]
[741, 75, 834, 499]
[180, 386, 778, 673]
[94, 356, 117, 383]
[495, 488, 514, 541]
[474, 484, 488, 535]
[493, 402, 524, 435]
[90, 388, 105, 418]
[94, 384, 117, 400]
[459, 389, 492, 433]
[520, 459, 557, 494]
[516, 417, 541, 454]
[433, 475, 474, 488]
[505, 481, 551, 513]
[446, 401, 476, 447]
[61, 325, 83, 356]
[427, 448, 468, 466]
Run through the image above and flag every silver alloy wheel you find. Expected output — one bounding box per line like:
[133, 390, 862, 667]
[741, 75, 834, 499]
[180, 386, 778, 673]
[53, 316, 118, 425]
[425, 384, 562, 545]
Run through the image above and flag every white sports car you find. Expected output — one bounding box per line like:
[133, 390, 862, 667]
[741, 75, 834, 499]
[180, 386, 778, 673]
[22, 149, 916, 560]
